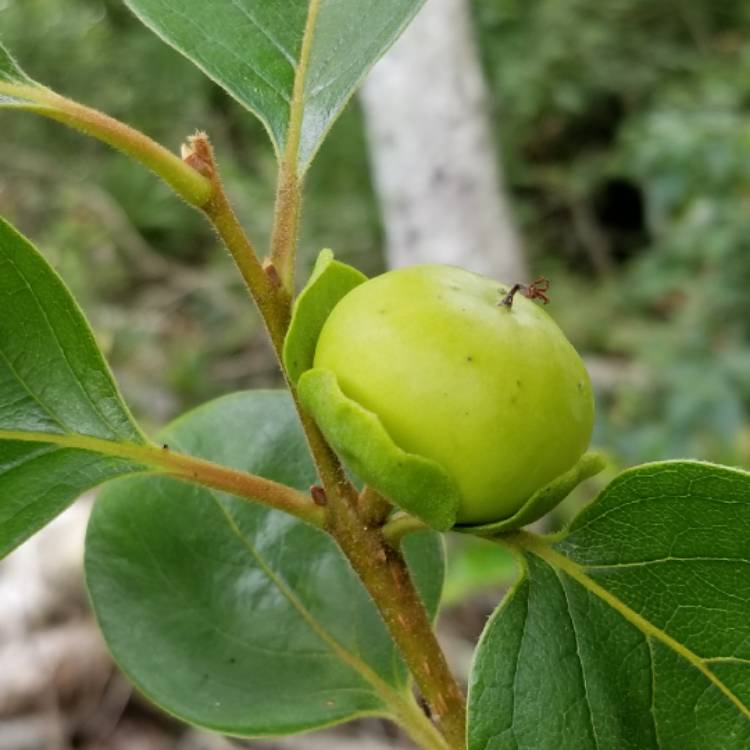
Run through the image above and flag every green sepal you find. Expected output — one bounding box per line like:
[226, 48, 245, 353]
[456, 452, 607, 536]
[283, 249, 367, 385]
[298, 368, 460, 531]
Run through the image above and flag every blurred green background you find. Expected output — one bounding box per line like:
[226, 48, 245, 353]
[1, 0, 749, 597]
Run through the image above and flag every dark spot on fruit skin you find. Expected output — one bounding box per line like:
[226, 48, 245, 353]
[516, 380, 522, 388]
[577, 381, 583, 390]
[466, 356, 474, 363]
[378, 308, 386, 314]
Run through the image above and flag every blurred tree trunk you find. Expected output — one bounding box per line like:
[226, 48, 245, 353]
[361, 0, 526, 280]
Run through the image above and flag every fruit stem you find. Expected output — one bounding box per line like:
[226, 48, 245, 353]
[500, 283, 524, 308]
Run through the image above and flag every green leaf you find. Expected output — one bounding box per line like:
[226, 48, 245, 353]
[468, 461, 750, 750]
[298, 368, 461, 531]
[284, 248, 366, 384]
[85, 390, 445, 737]
[122, 0, 426, 171]
[0, 218, 148, 557]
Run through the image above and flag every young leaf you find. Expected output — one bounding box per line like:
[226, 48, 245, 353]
[86, 390, 445, 737]
[0, 218, 149, 557]
[468, 461, 750, 750]
[122, 0, 426, 171]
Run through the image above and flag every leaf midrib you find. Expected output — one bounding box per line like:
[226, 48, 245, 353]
[514, 531, 750, 722]
[283, 0, 321, 169]
[0, 428, 160, 464]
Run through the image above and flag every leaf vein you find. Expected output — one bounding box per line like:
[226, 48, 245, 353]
[555, 569, 601, 749]
[0, 247, 123, 438]
[204, 490, 409, 710]
[0, 346, 67, 432]
[227, 0, 296, 66]
[585, 556, 750, 571]
[519, 536, 750, 722]
[160, 2, 291, 105]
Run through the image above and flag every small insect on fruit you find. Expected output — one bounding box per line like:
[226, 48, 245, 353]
[500, 277, 551, 308]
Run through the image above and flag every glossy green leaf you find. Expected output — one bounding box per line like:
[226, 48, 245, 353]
[298, 368, 460, 531]
[468, 461, 750, 750]
[284, 249, 366, 385]
[85, 390, 444, 737]
[0, 218, 148, 557]
[123, 0, 426, 170]
[457, 452, 606, 536]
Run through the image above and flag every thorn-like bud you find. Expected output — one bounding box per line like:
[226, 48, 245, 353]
[310, 485, 327, 506]
[264, 260, 282, 289]
[181, 131, 213, 178]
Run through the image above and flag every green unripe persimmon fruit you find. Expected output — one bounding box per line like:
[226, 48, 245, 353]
[313, 265, 595, 525]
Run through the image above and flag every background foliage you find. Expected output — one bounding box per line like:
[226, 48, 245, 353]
[477, 0, 750, 466]
[1, 0, 748, 594]
[3, 0, 747, 467]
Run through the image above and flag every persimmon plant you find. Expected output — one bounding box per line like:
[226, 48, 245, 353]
[0, 3, 748, 749]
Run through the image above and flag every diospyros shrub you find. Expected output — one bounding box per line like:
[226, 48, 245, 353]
[0, 3, 748, 749]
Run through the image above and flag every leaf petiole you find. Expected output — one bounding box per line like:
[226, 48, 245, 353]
[0, 80, 213, 207]
[0, 429, 324, 528]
